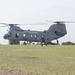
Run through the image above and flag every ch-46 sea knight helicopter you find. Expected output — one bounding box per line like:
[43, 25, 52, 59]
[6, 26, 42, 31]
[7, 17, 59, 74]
[0, 21, 74, 45]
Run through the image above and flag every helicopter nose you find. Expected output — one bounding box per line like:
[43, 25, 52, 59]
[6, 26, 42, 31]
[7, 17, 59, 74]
[3, 34, 8, 39]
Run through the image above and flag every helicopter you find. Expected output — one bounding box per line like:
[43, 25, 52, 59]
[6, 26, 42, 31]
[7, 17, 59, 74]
[0, 21, 69, 45]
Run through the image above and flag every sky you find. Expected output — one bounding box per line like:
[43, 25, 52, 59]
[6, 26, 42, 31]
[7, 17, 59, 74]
[0, 0, 75, 44]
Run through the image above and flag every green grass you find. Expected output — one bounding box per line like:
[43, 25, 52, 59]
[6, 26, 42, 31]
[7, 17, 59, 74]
[0, 45, 75, 75]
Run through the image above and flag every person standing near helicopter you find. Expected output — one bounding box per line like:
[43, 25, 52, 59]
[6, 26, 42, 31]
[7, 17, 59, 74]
[40, 36, 47, 46]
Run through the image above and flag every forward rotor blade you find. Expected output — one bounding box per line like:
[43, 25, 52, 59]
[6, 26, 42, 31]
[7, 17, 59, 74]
[20, 23, 48, 25]
[0, 25, 9, 27]
[0, 23, 9, 25]
[0, 22, 48, 26]
[0, 22, 19, 26]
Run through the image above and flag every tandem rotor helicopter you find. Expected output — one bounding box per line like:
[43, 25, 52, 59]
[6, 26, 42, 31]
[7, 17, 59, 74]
[0, 21, 74, 45]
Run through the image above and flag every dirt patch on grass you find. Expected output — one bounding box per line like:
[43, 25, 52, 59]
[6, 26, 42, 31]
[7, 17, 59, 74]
[0, 68, 36, 75]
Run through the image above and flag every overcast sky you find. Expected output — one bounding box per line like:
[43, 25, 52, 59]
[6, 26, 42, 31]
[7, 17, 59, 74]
[0, 0, 75, 44]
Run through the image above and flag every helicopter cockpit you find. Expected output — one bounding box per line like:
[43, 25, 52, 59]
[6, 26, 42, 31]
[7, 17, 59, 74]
[3, 31, 12, 39]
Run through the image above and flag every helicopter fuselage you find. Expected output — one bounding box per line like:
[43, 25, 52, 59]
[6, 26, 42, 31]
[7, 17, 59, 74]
[3, 23, 67, 44]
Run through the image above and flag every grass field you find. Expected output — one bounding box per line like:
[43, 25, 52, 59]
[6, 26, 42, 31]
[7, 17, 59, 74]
[0, 45, 75, 75]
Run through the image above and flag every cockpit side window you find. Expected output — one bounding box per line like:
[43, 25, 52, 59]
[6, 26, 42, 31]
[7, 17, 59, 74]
[7, 32, 12, 37]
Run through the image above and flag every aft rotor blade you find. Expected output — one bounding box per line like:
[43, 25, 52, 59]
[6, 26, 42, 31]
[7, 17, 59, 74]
[36, 22, 48, 25]
[63, 21, 75, 23]
[46, 20, 75, 23]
